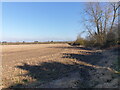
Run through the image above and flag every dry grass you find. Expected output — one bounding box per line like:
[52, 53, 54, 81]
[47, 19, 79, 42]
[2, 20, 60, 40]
[1, 44, 119, 88]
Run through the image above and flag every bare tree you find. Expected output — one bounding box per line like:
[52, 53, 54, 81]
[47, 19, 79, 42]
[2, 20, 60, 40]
[83, 2, 119, 45]
[110, 3, 120, 32]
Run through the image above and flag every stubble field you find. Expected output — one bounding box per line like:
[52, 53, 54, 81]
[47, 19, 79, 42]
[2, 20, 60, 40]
[1, 44, 119, 88]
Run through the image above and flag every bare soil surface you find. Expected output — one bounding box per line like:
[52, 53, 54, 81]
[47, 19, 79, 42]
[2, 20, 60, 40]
[1, 44, 119, 88]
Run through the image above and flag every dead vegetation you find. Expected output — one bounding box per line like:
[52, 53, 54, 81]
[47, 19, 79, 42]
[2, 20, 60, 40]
[1, 44, 119, 88]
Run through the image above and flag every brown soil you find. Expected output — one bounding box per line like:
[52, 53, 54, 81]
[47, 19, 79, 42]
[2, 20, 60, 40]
[1, 44, 119, 88]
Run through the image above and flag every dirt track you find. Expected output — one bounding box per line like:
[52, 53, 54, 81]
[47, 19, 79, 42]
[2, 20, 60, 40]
[1, 44, 119, 88]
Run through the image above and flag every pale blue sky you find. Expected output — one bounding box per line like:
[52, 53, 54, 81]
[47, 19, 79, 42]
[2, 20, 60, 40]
[2, 2, 86, 42]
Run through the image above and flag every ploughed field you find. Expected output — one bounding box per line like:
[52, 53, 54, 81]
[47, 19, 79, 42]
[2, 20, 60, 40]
[1, 44, 119, 88]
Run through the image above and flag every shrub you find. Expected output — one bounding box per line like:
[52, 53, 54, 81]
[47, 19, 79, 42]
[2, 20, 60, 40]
[74, 36, 86, 46]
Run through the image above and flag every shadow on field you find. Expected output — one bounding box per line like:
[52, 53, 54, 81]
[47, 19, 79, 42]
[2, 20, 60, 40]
[62, 52, 103, 66]
[8, 62, 96, 88]
[8, 46, 104, 88]
[48, 46, 92, 50]
[9, 62, 79, 88]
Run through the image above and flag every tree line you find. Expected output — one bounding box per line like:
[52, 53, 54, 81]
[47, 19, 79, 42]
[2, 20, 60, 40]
[74, 2, 120, 48]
